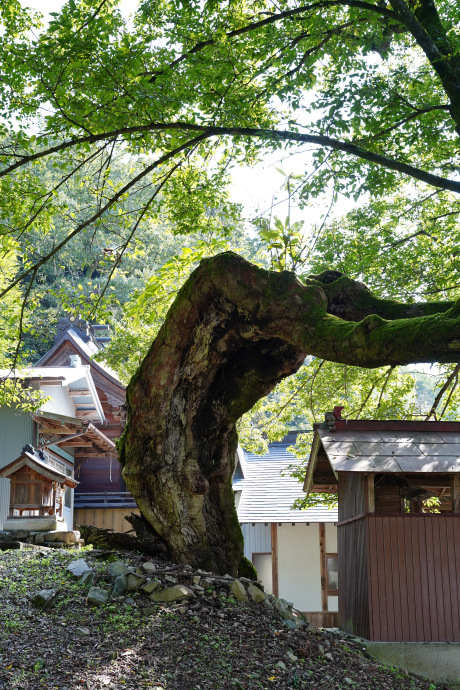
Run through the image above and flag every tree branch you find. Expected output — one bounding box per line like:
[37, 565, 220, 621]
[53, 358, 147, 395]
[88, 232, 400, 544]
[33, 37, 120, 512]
[375, 366, 395, 412]
[2, 123, 460, 195]
[0, 132, 209, 299]
[425, 364, 460, 420]
[389, 0, 460, 131]
[142, 0, 399, 80]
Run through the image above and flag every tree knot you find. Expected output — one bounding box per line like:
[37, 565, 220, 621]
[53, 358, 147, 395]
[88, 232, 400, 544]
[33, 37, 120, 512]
[358, 313, 386, 334]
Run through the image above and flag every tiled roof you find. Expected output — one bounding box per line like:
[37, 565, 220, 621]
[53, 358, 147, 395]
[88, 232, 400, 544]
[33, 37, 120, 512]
[235, 441, 338, 523]
[318, 427, 460, 473]
[35, 328, 124, 390]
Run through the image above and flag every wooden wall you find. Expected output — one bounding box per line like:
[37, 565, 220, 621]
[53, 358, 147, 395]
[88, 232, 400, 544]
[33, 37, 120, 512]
[367, 514, 460, 642]
[338, 473, 367, 522]
[75, 456, 125, 493]
[75, 507, 140, 533]
[338, 516, 369, 638]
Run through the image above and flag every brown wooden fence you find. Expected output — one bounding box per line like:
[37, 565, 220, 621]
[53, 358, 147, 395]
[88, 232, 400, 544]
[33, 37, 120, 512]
[339, 513, 460, 642]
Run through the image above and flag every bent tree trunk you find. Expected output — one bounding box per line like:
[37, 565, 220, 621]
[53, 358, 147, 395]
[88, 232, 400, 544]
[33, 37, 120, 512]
[119, 252, 460, 574]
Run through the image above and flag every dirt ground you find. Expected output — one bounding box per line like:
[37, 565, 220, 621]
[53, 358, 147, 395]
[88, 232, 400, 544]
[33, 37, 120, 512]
[0, 546, 447, 690]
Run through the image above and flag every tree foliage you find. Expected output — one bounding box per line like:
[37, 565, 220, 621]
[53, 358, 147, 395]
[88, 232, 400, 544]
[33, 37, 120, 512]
[1, 0, 460, 418]
[2, 0, 460, 567]
[1, 0, 460, 296]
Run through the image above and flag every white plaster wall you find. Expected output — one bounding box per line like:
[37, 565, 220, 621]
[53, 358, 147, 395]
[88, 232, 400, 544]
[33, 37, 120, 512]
[277, 523, 322, 612]
[325, 522, 337, 552]
[40, 386, 75, 417]
[253, 553, 273, 593]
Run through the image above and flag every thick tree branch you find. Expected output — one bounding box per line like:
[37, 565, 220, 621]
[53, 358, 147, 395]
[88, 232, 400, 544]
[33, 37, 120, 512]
[309, 270, 455, 320]
[389, 0, 460, 132]
[2, 123, 460, 195]
[144, 0, 400, 79]
[120, 252, 460, 572]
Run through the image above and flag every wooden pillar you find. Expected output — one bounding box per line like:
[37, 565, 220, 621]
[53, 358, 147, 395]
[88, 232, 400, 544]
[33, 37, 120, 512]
[319, 522, 328, 612]
[271, 523, 279, 597]
[365, 474, 375, 513]
[451, 474, 460, 513]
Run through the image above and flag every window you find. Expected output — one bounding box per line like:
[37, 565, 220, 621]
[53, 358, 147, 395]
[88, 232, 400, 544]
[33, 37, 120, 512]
[326, 554, 338, 595]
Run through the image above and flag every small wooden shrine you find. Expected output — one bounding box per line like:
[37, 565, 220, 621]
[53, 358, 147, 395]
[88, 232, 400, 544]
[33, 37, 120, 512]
[0, 444, 78, 529]
[304, 410, 460, 642]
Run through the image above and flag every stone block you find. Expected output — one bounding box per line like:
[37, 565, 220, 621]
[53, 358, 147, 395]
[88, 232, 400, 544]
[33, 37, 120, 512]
[31, 588, 58, 609]
[87, 587, 109, 606]
[112, 574, 127, 597]
[106, 561, 131, 579]
[126, 573, 145, 591]
[149, 585, 194, 602]
[229, 580, 247, 602]
[247, 583, 266, 603]
[141, 580, 161, 594]
[67, 558, 92, 578]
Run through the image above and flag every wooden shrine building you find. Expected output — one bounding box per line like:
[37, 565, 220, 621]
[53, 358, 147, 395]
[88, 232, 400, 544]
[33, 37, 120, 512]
[35, 318, 137, 531]
[0, 444, 78, 531]
[304, 409, 460, 642]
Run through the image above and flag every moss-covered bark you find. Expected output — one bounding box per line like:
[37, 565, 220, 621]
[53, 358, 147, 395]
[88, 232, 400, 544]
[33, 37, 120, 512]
[119, 252, 460, 574]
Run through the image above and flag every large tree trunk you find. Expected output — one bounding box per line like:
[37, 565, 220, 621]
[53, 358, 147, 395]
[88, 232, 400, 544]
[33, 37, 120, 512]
[119, 252, 460, 574]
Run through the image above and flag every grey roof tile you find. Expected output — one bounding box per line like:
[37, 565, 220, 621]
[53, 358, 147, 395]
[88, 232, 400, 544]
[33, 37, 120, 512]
[320, 430, 384, 442]
[436, 433, 460, 444]
[330, 455, 401, 472]
[378, 431, 444, 444]
[397, 457, 460, 473]
[317, 427, 460, 473]
[322, 441, 358, 456]
[235, 443, 337, 523]
[418, 443, 460, 456]
[352, 442, 421, 456]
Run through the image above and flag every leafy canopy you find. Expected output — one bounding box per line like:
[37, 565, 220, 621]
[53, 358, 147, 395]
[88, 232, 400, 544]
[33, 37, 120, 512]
[1, 0, 459, 292]
[1, 0, 460, 426]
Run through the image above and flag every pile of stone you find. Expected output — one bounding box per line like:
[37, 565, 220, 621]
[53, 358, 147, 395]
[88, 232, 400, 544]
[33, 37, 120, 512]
[32, 554, 312, 632]
[0, 528, 82, 549]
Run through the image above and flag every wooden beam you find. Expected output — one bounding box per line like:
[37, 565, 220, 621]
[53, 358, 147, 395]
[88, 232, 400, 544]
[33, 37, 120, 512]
[37, 380, 64, 386]
[271, 523, 279, 598]
[60, 441, 93, 447]
[67, 389, 92, 397]
[451, 474, 460, 513]
[46, 430, 88, 446]
[319, 522, 328, 613]
[39, 424, 77, 436]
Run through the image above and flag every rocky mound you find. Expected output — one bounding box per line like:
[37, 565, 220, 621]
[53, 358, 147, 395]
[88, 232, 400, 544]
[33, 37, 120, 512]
[0, 546, 447, 689]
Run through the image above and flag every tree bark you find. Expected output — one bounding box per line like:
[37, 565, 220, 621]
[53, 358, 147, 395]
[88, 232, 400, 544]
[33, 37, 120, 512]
[119, 252, 460, 574]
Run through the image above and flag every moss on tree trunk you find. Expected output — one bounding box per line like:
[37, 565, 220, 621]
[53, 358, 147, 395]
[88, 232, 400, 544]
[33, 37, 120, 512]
[119, 252, 460, 574]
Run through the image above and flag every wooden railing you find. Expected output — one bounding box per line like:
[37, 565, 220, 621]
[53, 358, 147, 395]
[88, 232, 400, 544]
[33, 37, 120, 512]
[73, 491, 137, 508]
